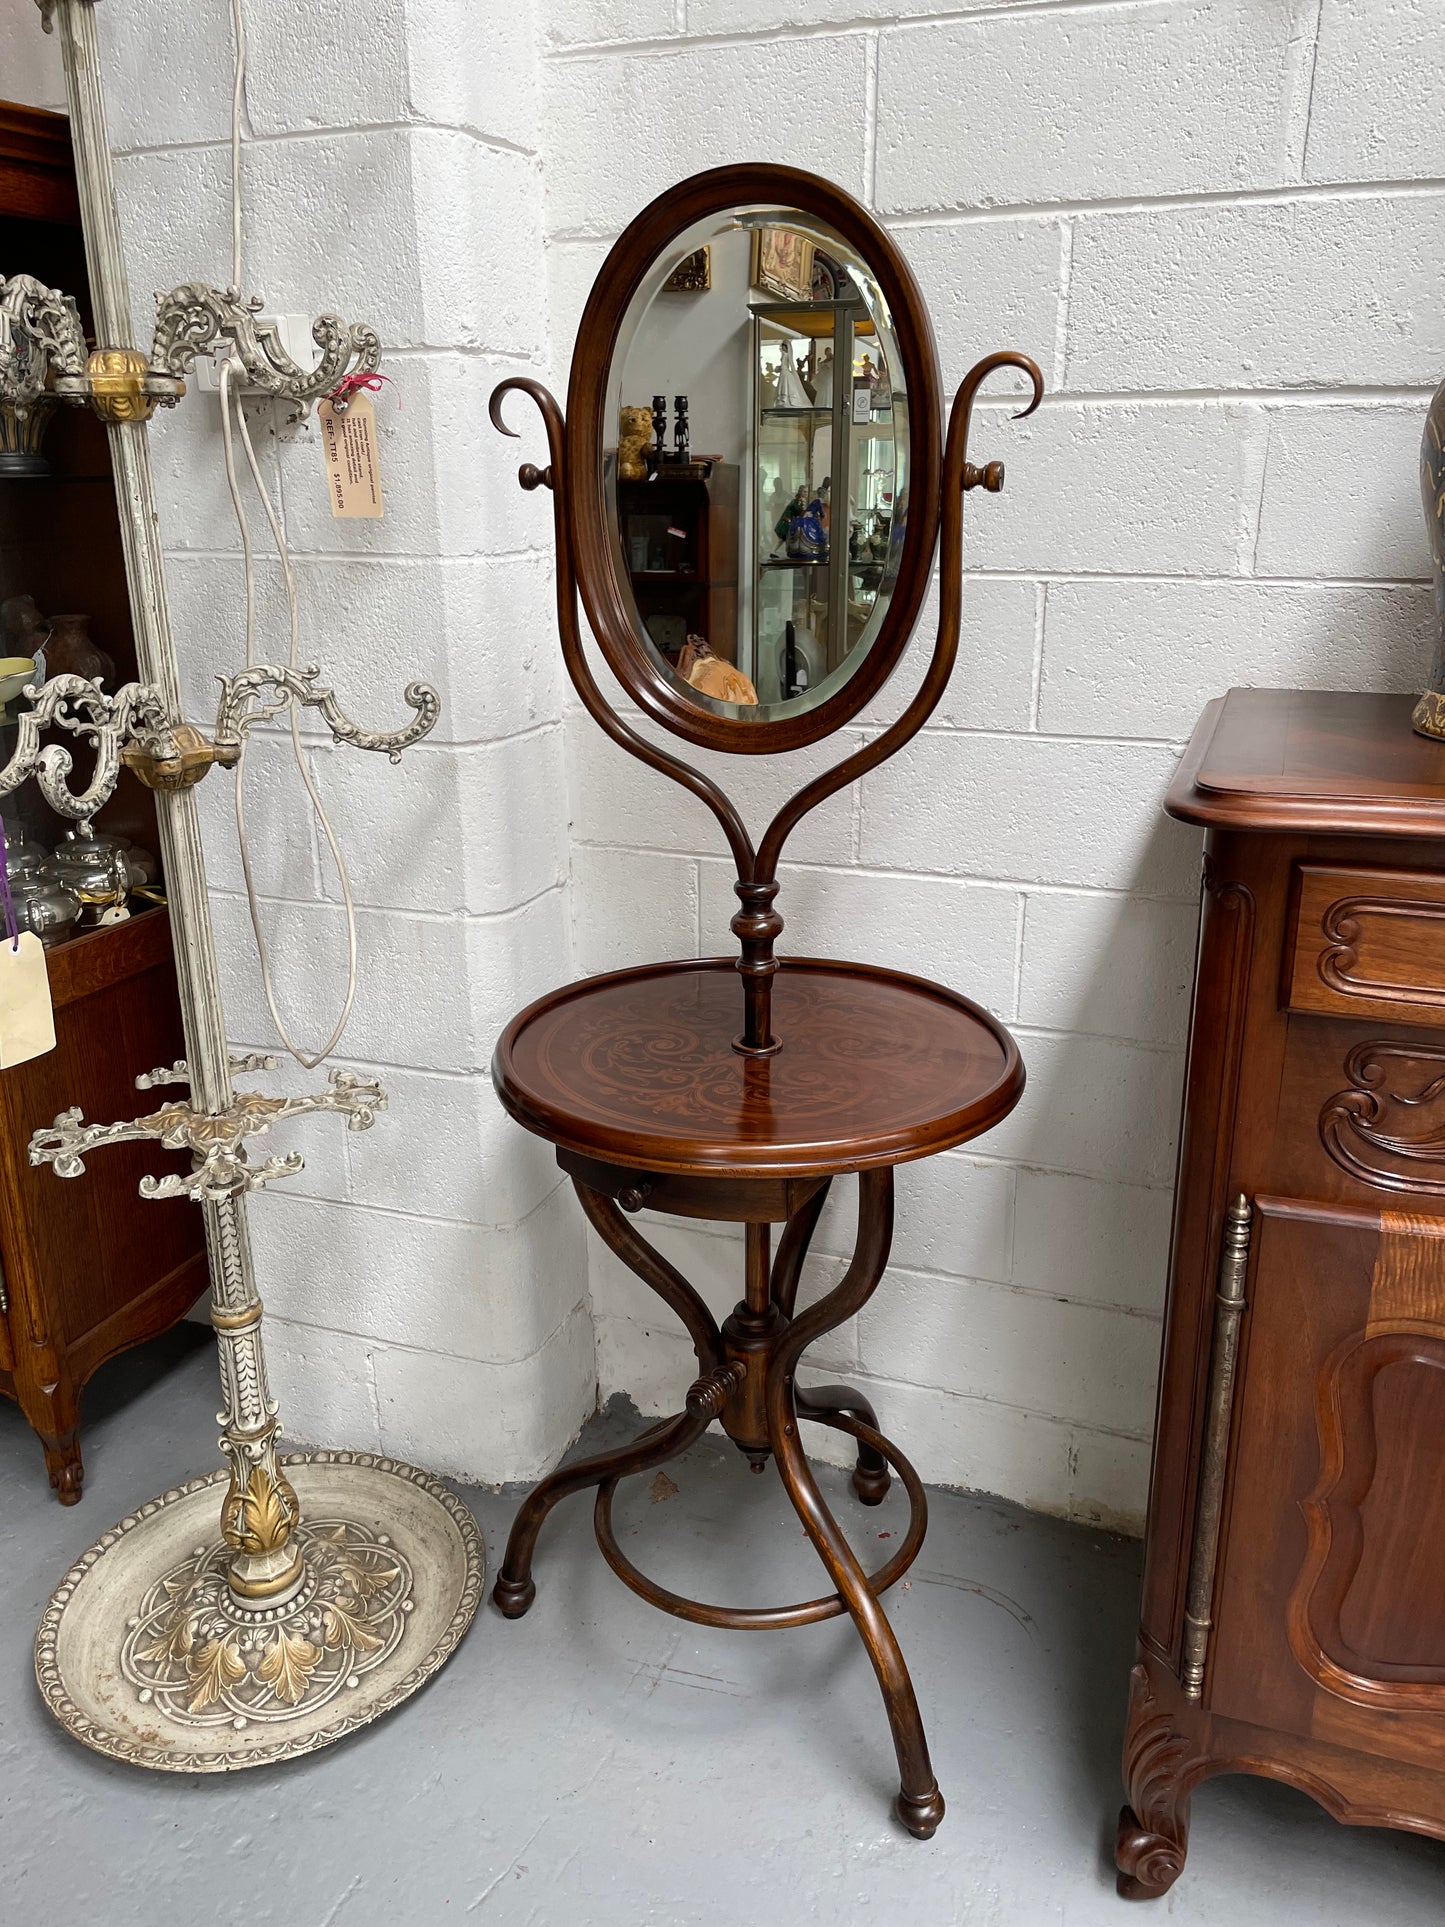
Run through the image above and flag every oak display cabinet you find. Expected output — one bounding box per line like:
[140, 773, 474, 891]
[1118, 688, 1445, 1897]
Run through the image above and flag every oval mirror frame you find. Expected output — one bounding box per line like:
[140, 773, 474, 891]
[565, 164, 943, 755]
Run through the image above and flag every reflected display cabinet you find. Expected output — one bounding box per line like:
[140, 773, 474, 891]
[1118, 688, 1445, 1898]
[750, 298, 899, 703]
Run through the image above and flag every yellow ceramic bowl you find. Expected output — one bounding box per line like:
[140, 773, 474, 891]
[0, 657, 37, 712]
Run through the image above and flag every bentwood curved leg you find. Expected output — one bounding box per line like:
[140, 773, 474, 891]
[770, 1178, 832, 1320]
[494, 1407, 710, 1617]
[767, 1169, 945, 1838]
[573, 1179, 724, 1373]
[494, 1182, 727, 1616]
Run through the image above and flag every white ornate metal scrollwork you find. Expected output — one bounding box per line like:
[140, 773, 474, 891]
[135, 1052, 279, 1090]
[29, 1067, 385, 1203]
[149, 283, 382, 406]
[0, 272, 88, 410]
[213, 663, 440, 763]
[0, 675, 170, 827]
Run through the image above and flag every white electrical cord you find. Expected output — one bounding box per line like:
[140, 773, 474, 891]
[221, 0, 360, 1070]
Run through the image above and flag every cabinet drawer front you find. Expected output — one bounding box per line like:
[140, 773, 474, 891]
[1289, 865, 1445, 1028]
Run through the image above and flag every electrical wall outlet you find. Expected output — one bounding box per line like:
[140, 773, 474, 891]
[192, 313, 316, 394]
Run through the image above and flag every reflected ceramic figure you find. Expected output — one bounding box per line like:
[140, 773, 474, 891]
[775, 342, 810, 409]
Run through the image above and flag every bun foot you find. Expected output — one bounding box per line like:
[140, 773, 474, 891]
[852, 1461, 890, 1506]
[894, 1782, 945, 1839]
[492, 1573, 537, 1619]
[1116, 1803, 1185, 1900]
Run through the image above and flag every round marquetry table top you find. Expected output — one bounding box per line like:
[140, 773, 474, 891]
[492, 957, 1024, 1179]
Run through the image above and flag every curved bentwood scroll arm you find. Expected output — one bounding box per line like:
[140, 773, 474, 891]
[491, 379, 757, 881]
[491, 353, 1043, 1054]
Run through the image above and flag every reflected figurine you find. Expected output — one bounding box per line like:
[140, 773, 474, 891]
[775, 341, 810, 409]
[677, 635, 758, 705]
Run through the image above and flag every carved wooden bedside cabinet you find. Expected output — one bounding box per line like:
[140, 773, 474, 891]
[1118, 688, 1445, 1897]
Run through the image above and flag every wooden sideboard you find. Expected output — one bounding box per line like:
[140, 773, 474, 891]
[1118, 689, 1445, 1896]
[0, 911, 206, 1501]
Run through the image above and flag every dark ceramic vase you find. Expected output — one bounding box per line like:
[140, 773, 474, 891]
[1413, 380, 1445, 739]
[43, 612, 116, 688]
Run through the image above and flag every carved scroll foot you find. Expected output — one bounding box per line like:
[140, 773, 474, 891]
[1117, 1662, 1194, 1899]
[42, 1426, 84, 1505]
[1116, 1803, 1187, 1901]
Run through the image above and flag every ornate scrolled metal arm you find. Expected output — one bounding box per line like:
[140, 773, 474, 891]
[0, 675, 171, 827]
[135, 1052, 279, 1091]
[213, 663, 440, 764]
[29, 1068, 386, 1204]
[0, 273, 88, 410]
[149, 283, 382, 406]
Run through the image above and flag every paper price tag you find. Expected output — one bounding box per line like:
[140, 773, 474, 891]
[0, 932, 55, 1067]
[319, 394, 384, 519]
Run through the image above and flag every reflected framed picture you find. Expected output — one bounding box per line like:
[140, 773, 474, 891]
[751, 227, 816, 302]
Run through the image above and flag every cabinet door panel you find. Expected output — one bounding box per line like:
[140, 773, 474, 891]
[1209, 1197, 1445, 1759]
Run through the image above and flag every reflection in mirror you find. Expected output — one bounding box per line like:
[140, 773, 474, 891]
[605, 211, 908, 721]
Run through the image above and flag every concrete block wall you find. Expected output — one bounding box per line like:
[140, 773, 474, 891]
[6, 1, 1440, 1531]
[80, 0, 593, 1483]
[542, 0, 1441, 1532]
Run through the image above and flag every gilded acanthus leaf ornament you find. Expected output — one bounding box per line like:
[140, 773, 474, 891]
[116, 1510, 416, 1732]
[256, 1629, 323, 1707]
[186, 1635, 248, 1714]
[222, 1463, 302, 1558]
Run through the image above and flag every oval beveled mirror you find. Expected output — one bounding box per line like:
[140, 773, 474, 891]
[566, 167, 941, 753]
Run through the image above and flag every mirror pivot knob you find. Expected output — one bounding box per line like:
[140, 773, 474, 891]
[963, 460, 1005, 493]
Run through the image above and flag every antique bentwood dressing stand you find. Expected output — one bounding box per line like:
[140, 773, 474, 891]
[489, 166, 1042, 1835]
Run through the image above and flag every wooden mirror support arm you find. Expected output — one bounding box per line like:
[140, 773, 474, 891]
[491, 351, 1043, 1057]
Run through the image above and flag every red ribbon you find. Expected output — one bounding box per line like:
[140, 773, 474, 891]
[326, 370, 396, 408]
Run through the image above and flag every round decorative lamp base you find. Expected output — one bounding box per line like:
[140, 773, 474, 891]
[34, 1451, 484, 1772]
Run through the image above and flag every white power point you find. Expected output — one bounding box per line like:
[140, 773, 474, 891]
[192, 313, 316, 394]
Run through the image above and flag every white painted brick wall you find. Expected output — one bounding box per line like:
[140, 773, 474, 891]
[541, 0, 1437, 1535]
[40, 0, 593, 1483]
[9, 0, 1437, 1532]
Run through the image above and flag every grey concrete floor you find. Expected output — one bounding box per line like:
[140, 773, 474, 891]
[2, 1330, 1442, 1926]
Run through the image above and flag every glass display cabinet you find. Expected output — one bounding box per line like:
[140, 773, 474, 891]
[750, 297, 899, 705]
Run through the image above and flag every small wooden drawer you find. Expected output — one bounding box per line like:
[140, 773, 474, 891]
[1287, 864, 1445, 1027]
